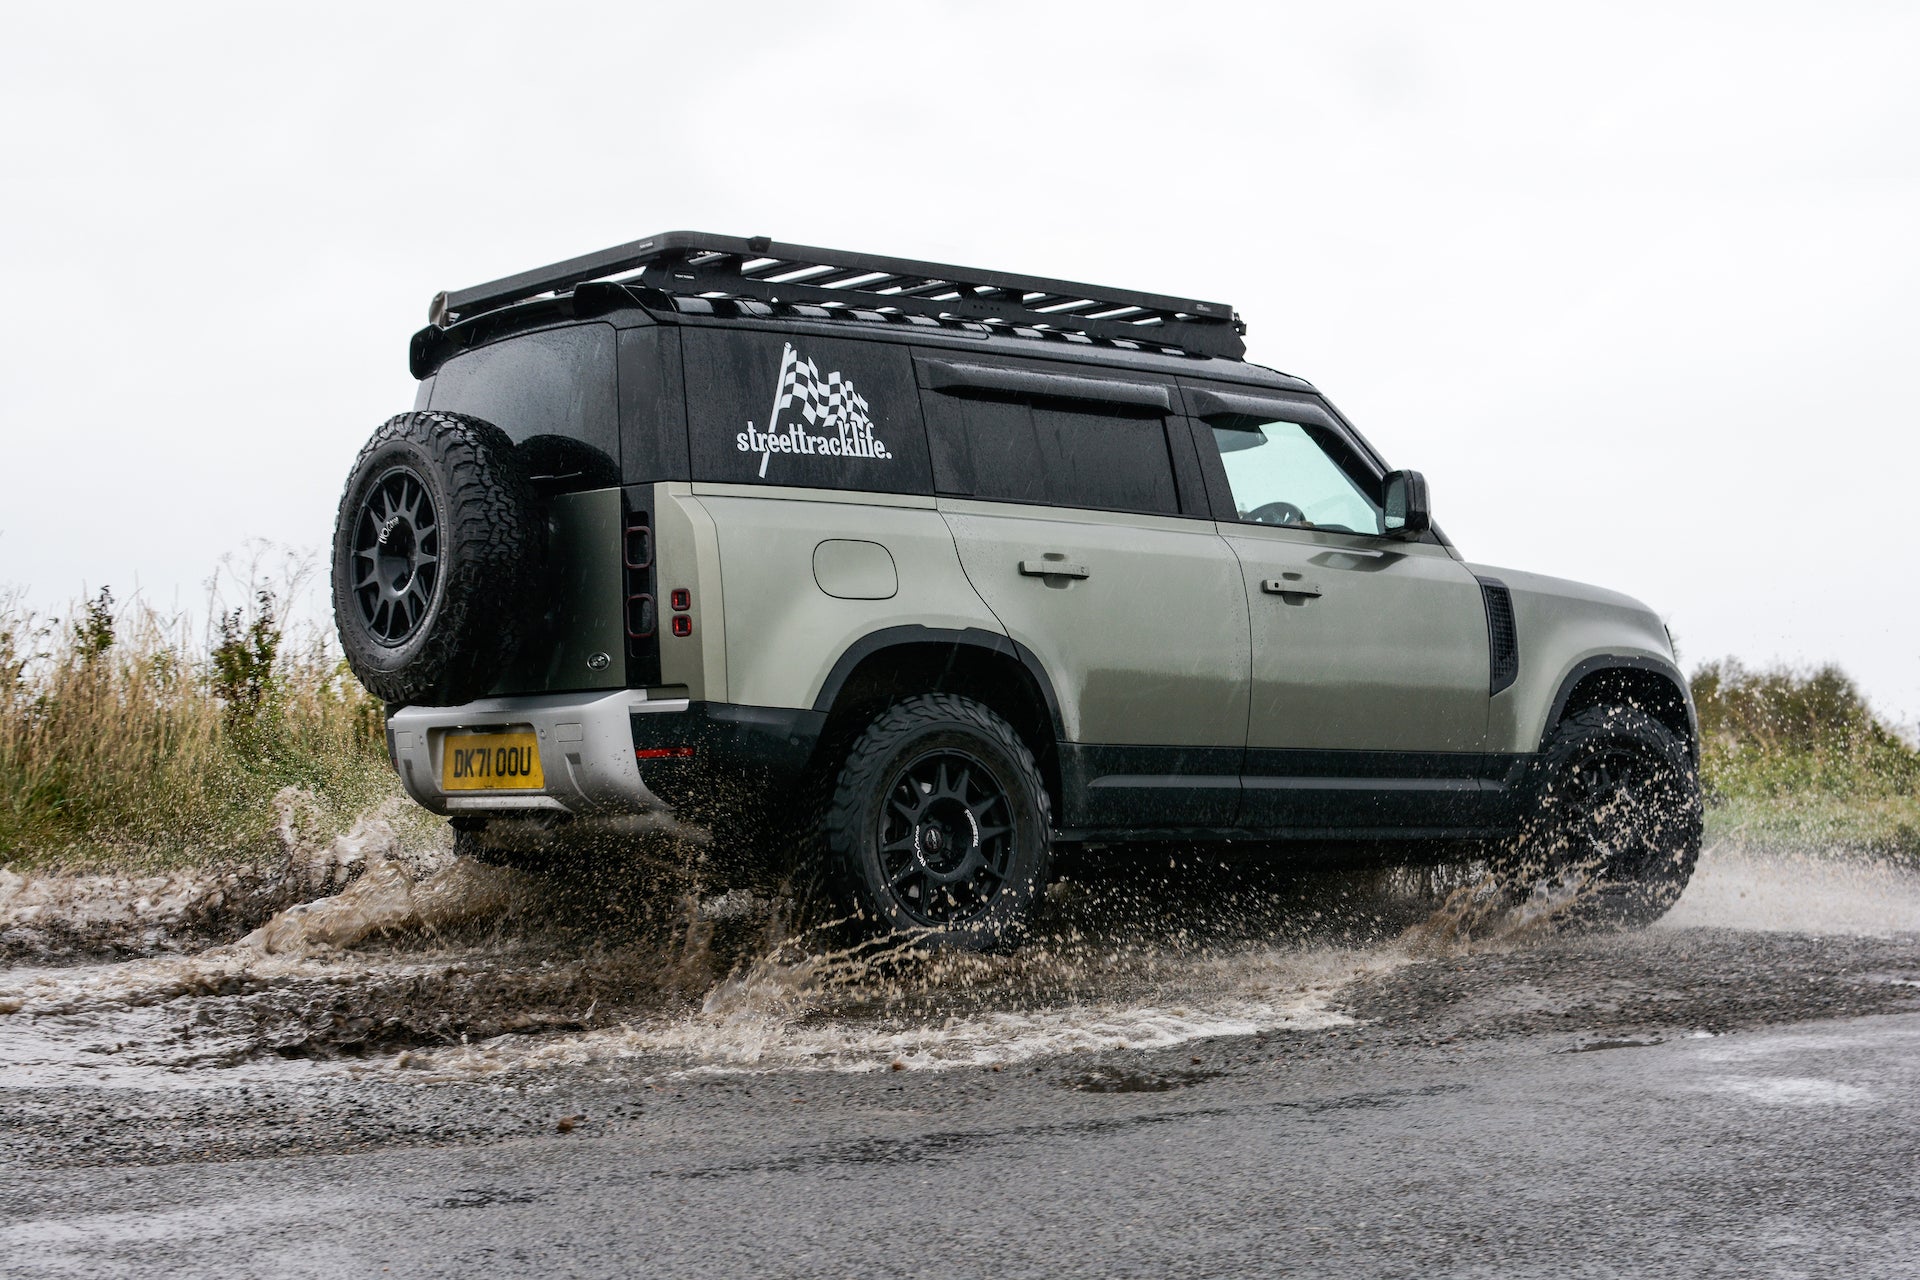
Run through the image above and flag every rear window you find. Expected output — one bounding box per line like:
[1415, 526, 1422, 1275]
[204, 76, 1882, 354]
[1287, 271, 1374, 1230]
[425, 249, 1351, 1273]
[430, 323, 619, 489]
[681, 327, 933, 494]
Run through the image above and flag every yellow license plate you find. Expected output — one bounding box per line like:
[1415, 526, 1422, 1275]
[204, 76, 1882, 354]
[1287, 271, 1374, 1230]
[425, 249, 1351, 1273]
[442, 730, 544, 791]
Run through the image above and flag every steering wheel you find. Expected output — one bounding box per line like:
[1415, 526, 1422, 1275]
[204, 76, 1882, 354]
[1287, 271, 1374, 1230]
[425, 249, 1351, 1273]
[1245, 500, 1307, 527]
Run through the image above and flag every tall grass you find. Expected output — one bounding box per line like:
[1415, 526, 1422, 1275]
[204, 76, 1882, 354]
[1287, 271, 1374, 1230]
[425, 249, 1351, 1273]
[0, 571, 396, 871]
[1691, 659, 1920, 859]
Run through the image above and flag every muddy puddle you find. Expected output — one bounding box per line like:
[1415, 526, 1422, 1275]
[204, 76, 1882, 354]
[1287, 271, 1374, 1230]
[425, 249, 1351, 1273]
[4, 809, 1918, 1090]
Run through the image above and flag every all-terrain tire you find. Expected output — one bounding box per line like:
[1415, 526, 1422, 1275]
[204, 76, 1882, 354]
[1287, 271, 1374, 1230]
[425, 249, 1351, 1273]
[821, 694, 1053, 953]
[1502, 705, 1703, 928]
[331, 411, 543, 706]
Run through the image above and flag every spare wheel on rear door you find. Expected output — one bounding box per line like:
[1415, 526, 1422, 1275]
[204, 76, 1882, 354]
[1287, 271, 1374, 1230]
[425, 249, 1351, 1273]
[330, 410, 544, 706]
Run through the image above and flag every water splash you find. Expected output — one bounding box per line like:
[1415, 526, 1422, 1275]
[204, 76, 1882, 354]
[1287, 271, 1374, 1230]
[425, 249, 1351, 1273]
[0, 788, 437, 960]
[236, 857, 526, 955]
[4, 826, 1915, 1089]
[402, 938, 1388, 1077]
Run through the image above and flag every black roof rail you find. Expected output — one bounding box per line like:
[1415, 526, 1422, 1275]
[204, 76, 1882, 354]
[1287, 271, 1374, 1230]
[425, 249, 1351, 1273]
[429, 231, 1247, 360]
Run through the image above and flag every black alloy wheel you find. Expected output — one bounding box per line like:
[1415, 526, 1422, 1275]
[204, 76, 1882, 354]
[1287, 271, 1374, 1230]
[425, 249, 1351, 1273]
[878, 748, 1017, 926]
[351, 466, 441, 645]
[822, 693, 1053, 951]
[330, 411, 543, 706]
[1510, 704, 1702, 927]
[1557, 741, 1668, 876]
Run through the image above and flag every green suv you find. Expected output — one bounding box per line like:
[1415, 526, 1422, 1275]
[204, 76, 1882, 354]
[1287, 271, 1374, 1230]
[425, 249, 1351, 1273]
[333, 232, 1701, 949]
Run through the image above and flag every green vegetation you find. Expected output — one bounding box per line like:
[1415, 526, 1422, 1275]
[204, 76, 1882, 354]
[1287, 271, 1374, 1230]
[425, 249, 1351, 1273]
[0, 569, 399, 871]
[1692, 659, 1920, 860]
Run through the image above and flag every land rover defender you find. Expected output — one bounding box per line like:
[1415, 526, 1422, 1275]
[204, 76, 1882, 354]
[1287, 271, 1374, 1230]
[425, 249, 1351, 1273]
[332, 232, 1700, 949]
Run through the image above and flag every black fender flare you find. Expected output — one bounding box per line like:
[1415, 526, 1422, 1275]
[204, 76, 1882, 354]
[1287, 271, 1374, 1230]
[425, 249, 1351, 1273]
[1540, 654, 1696, 756]
[810, 624, 1066, 743]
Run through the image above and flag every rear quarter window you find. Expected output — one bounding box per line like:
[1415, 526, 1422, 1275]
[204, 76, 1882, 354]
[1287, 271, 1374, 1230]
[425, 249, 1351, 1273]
[918, 362, 1182, 517]
[430, 323, 619, 489]
[681, 327, 932, 494]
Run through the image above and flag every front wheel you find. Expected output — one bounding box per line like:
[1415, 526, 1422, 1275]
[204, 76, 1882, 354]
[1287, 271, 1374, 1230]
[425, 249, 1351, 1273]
[821, 694, 1053, 952]
[1501, 705, 1703, 928]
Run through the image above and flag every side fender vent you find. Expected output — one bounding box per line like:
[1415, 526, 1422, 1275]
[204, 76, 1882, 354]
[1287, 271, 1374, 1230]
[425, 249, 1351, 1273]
[1476, 576, 1520, 696]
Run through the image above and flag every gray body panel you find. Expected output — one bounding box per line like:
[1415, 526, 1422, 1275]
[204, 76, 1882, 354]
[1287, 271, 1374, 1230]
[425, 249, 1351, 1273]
[412, 481, 1690, 837]
[652, 482, 728, 701]
[938, 499, 1249, 748]
[689, 484, 1001, 711]
[1469, 563, 1686, 756]
[1226, 526, 1489, 755]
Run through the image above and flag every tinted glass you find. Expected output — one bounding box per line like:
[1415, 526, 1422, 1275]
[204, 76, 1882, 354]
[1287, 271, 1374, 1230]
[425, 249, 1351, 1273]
[430, 323, 619, 489]
[617, 326, 690, 485]
[923, 386, 1180, 516]
[1212, 419, 1381, 534]
[682, 327, 932, 493]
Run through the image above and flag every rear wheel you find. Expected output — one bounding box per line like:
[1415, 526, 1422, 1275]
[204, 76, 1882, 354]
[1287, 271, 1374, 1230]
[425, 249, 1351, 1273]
[1503, 705, 1702, 927]
[821, 694, 1052, 952]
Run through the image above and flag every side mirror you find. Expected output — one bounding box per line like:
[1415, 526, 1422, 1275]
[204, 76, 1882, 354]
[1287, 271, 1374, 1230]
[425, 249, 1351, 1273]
[1383, 470, 1431, 539]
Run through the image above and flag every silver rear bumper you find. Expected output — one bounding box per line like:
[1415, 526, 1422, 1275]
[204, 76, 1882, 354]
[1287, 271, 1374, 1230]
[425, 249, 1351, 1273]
[385, 690, 688, 817]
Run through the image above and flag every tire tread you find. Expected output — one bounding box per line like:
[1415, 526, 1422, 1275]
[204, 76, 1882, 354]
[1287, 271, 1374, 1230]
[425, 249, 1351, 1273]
[819, 693, 1052, 950]
[330, 411, 542, 706]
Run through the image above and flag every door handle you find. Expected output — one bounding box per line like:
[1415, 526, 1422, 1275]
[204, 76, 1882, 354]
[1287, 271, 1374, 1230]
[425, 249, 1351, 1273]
[1020, 558, 1090, 580]
[1261, 577, 1322, 597]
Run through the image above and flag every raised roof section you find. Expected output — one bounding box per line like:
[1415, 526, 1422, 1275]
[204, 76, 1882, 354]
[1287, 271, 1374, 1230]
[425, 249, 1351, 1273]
[430, 231, 1247, 360]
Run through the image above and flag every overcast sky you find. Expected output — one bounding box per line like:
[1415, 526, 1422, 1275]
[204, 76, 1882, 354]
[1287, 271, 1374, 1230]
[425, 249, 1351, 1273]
[2, 2, 1916, 725]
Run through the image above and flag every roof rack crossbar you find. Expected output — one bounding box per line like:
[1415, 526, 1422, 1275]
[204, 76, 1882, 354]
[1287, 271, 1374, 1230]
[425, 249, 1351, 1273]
[669, 273, 1200, 349]
[431, 231, 1246, 359]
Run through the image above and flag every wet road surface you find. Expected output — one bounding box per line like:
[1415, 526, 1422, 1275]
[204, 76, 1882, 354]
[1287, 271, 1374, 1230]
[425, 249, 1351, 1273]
[2, 841, 1917, 1277]
[11, 1004, 1916, 1278]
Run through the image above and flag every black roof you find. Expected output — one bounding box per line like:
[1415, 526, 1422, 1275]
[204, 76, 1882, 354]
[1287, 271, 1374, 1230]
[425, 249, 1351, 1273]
[429, 231, 1248, 361]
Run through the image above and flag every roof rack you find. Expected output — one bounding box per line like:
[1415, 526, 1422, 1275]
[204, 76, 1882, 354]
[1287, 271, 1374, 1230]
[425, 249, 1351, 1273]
[429, 231, 1247, 360]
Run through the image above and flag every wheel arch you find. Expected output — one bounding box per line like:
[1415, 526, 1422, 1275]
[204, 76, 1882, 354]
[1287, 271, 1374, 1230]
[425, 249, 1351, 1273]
[1542, 655, 1698, 761]
[811, 626, 1066, 814]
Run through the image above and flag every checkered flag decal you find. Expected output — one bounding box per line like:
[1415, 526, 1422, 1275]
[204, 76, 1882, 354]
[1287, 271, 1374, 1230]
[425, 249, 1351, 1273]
[742, 342, 892, 477]
[771, 342, 877, 441]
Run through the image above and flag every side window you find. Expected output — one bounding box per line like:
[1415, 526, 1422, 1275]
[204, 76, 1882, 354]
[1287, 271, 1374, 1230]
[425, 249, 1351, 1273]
[1210, 418, 1382, 535]
[431, 323, 620, 490]
[921, 375, 1181, 517]
[681, 327, 932, 494]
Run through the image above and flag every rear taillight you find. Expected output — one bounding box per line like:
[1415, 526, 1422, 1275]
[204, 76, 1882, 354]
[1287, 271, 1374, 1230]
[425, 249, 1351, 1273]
[626, 593, 656, 639]
[625, 525, 653, 571]
[623, 492, 662, 684]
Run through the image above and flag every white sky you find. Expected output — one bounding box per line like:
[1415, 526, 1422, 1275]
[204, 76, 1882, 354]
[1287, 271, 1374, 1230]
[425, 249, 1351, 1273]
[2, 2, 1916, 725]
